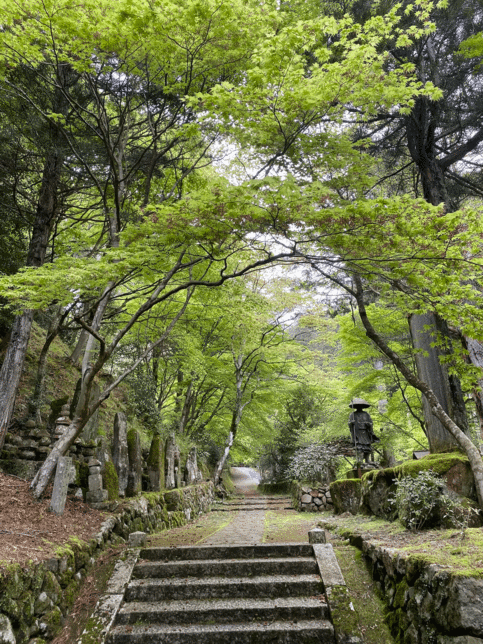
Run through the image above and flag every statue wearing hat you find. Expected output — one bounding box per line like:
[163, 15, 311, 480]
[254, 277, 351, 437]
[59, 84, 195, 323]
[348, 398, 379, 464]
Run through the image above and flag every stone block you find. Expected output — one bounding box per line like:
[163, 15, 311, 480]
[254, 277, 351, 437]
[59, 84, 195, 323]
[313, 543, 346, 588]
[126, 428, 142, 497]
[88, 473, 103, 492]
[301, 494, 312, 504]
[128, 532, 147, 547]
[0, 615, 15, 644]
[309, 528, 327, 544]
[86, 489, 108, 504]
[49, 456, 73, 516]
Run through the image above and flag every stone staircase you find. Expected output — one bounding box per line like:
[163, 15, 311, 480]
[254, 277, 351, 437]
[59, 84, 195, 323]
[107, 543, 336, 643]
[214, 496, 292, 512]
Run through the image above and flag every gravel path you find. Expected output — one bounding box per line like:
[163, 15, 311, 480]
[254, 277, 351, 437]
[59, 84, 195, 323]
[199, 467, 266, 546]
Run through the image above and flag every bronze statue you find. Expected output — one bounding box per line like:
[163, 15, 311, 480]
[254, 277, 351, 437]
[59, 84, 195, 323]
[348, 398, 379, 463]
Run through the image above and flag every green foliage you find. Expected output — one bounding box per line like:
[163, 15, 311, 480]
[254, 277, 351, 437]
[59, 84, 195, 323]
[287, 443, 340, 484]
[391, 471, 443, 530]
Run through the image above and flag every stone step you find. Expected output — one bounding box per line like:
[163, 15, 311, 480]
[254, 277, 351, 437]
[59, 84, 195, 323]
[133, 557, 318, 579]
[139, 543, 314, 562]
[116, 596, 329, 625]
[125, 574, 324, 602]
[108, 619, 335, 644]
[214, 506, 292, 512]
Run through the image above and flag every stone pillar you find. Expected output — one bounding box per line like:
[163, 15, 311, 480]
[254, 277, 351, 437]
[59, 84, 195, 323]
[165, 434, 177, 490]
[81, 382, 100, 442]
[53, 404, 71, 440]
[184, 446, 198, 486]
[112, 412, 129, 497]
[126, 429, 142, 497]
[86, 458, 108, 504]
[147, 434, 163, 492]
[49, 456, 73, 516]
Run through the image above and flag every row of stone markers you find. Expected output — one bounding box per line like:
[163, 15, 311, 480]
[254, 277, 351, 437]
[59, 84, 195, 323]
[47, 411, 203, 515]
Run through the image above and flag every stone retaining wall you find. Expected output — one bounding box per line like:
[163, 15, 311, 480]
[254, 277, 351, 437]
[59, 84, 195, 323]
[291, 481, 334, 512]
[322, 521, 483, 644]
[0, 482, 214, 644]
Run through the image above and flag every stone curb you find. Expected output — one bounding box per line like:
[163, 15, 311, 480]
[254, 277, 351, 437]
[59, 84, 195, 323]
[76, 549, 140, 644]
[313, 543, 363, 644]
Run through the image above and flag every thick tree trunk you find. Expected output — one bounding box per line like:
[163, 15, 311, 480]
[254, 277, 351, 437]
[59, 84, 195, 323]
[462, 336, 483, 440]
[409, 313, 468, 452]
[404, 97, 470, 451]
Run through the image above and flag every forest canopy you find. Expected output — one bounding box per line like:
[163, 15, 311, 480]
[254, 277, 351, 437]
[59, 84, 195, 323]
[1, 0, 483, 503]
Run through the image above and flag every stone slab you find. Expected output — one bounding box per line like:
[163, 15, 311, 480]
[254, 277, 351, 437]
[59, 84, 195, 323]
[77, 593, 124, 644]
[128, 532, 147, 548]
[106, 549, 140, 595]
[313, 544, 346, 588]
[49, 456, 72, 516]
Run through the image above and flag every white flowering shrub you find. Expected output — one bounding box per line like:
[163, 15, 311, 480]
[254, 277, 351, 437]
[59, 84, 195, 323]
[287, 443, 339, 484]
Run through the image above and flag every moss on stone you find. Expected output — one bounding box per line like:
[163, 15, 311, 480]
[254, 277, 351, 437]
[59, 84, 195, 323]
[103, 460, 119, 501]
[327, 585, 361, 640]
[363, 452, 469, 485]
[393, 577, 409, 609]
[330, 478, 362, 514]
[147, 434, 162, 468]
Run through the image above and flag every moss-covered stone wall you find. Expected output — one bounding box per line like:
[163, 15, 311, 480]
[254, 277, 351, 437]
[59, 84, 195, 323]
[0, 481, 214, 644]
[325, 521, 483, 644]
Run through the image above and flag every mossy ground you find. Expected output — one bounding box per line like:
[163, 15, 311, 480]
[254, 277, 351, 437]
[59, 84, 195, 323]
[147, 511, 235, 547]
[320, 513, 483, 578]
[262, 508, 322, 542]
[332, 544, 394, 644]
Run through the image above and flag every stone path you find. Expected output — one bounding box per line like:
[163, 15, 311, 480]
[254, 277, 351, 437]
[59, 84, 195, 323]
[200, 467, 266, 546]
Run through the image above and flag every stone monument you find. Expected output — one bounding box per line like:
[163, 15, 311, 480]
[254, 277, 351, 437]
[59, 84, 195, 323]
[112, 412, 129, 497]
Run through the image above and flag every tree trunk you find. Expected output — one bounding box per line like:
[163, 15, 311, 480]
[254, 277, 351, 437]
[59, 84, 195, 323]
[409, 313, 468, 452]
[462, 336, 483, 440]
[0, 147, 63, 448]
[354, 276, 483, 509]
[404, 97, 470, 451]
[213, 430, 235, 487]
[29, 306, 65, 424]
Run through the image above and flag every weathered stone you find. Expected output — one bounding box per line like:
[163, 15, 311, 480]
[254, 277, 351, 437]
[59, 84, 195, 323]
[438, 577, 483, 635]
[112, 412, 129, 497]
[19, 450, 37, 460]
[313, 497, 323, 506]
[25, 419, 36, 429]
[0, 614, 16, 644]
[86, 489, 108, 504]
[330, 479, 362, 515]
[128, 531, 147, 547]
[34, 592, 53, 616]
[49, 456, 72, 516]
[38, 437, 51, 446]
[88, 473, 103, 492]
[301, 494, 313, 504]
[438, 637, 483, 644]
[147, 434, 163, 492]
[81, 381, 100, 441]
[313, 544, 346, 588]
[165, 434, 179, 490]
[309, 528, 327, 544]
[184, 446, 199, 486]
[126, 429, 142, 497]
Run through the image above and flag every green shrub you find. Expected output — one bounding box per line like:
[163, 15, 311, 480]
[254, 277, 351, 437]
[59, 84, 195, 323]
[391, 470, 443, 530]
